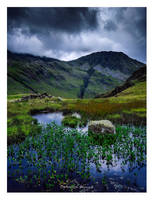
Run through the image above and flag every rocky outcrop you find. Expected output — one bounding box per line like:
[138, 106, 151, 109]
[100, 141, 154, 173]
[18, 93, 53, 102]
[88, 120, 116, 134]
[95, 66, 146, 98]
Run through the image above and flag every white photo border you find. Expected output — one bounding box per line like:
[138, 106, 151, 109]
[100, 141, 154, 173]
[0, 0, 153, 200]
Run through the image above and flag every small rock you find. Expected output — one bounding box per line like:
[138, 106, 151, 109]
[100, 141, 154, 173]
[88, 120, 115, 134]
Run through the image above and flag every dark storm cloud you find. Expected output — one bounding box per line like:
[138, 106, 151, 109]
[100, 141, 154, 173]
[7, 7, 146, 62]
[114, 7, 146, 38]
[102, 7, 146, 62]
[8, 7, 98, 34]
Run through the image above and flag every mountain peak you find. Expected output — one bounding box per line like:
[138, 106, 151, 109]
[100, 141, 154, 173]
[8, 50, 145, 98]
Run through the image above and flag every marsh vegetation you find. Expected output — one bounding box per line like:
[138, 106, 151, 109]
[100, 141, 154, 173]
[8, 121, 146, 192]
[7, 94, 146, 192]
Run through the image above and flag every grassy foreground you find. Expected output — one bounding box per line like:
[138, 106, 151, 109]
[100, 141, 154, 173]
[8, 81, 146, 144]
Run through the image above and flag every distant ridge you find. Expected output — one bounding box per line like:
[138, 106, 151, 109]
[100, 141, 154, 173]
[7, 50, 144, 98]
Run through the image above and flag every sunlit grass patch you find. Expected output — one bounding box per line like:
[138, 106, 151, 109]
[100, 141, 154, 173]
[118, 82, 146, 97]
[109, 95, 146, 103]
[8, 94, 30, 100]
[123, 107, 146, 118]
[107, 113, 121, 120]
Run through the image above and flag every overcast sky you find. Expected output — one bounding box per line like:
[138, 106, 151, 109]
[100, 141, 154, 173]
[7, 7, 146, 62]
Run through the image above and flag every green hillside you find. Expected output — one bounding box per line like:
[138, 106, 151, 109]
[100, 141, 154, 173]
[95, 66, 146, 98]
[7, 51, 144, 98]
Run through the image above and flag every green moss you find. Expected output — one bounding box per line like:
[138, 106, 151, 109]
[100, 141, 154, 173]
[107, 113, 121, 120]
[62, 115, 80, 128]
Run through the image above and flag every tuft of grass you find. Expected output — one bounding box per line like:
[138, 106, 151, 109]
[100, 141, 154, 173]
[62, 115, 80, 128]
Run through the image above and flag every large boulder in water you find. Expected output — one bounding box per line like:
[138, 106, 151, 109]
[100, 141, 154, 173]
[88, 120, 115, 134]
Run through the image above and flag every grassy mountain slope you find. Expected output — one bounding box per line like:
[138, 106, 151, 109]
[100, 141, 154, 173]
[8, 51, 144, 98]
[95, 66, 146, 98]
[8, 51, 85, 98]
